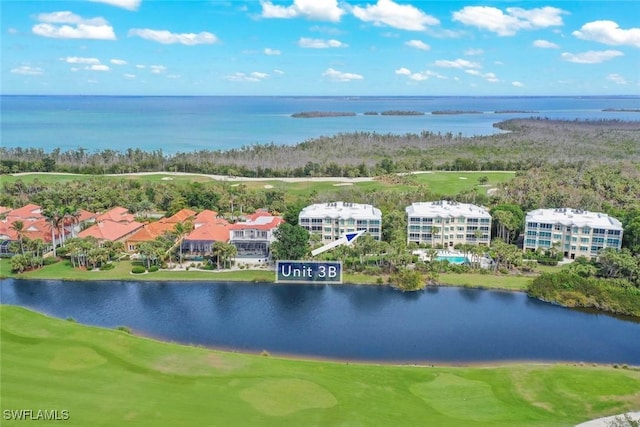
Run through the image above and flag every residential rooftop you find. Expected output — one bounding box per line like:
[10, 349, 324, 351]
[526, 208, 623, 229]
[299, 202, 382, 220]
[406, 201, 491, 218]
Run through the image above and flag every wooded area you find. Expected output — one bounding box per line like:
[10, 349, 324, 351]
[2, 118, 639, 177]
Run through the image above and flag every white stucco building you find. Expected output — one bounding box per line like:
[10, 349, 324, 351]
[524, 208, 623, 259]
[406, 201, 491, 247]
[299, 202, 382, 241]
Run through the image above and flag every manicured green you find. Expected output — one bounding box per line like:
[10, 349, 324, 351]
[0, 258, 275, 282]
[1, 305, 639, 426]
[5, 171, 515, 197]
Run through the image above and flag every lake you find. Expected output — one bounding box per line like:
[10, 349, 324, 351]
[1, 279, 639, 365]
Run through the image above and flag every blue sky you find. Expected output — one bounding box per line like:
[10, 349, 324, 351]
[2, 0, 639, 95]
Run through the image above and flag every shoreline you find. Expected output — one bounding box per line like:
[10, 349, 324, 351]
[1, 268, 530, 293]
[3, 303, 638, 370]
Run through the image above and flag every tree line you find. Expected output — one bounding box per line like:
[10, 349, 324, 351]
[2, 118, 639, 177]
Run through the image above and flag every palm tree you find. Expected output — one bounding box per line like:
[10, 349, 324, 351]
[9, 220, 25, 255]
[42, 205, 61, 256]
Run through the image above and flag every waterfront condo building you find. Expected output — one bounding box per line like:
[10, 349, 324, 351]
[524, 208, 623, 259]
[299, 202, 382, 241]
[406, 201, 491, 247]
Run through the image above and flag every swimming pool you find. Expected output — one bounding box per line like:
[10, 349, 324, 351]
[436, 255, 470, 264]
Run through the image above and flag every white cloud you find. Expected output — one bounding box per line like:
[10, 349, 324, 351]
[89, 0, 141, 11]
[533, 39, 559, 49]
[405, 40, 430, 51]
[434, 58, 481, 69]
[135, 64, 146, 69]
[452, 6, 566, 36]
[560, 50, 624, 64]
[86, 64, 110, 71]
[36, 11, 107, 25]
[260, 0, 345, 22]
[512, 81, 525, 87]
[322, 67, 363, 82]
[606, 74, 628, 85]
[298, 37, 347, 48]
[110, 58, 127, 65]
[482, 72, 499, 83]
[273, 69, 285, 75]
[225, 72, 270, 82]
[149, 65, 166, 74]
[396, 68, 446, 81]
[573, 20, 640, 48]
[61, 56, 100, 64]
[560, 50, 623, 64]
[11, 65, 44, 75]
[128, 29, 218, 45]
[32, 11, 115, 40]
[464, 48, 484, 56]
[264, 48, 281, 55]
[124, 73, 136, 79]
[351, 0, 439, 31]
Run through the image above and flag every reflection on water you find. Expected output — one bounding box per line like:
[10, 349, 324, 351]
[1, 278, 639, 364]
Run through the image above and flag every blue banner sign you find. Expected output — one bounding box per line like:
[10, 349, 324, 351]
[275, 261, 343, 284]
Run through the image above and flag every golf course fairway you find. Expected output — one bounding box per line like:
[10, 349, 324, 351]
[1, 305, 638, 426]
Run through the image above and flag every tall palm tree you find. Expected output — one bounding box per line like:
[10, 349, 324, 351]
[42, 205, 61, 256]
[9, 220, 25, 255]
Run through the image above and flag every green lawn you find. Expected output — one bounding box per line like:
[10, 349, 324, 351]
[1, 305, 638, 427]
[2, 258, 532, 290]
[5, 171, 515, 197]
[437, 273, 532, 291]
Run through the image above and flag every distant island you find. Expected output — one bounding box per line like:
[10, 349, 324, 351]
[291, 111, 356, 118]
[380, 110, 425, 116]
[603, 108, 640, 113]
[364, 111, 379, 115]
[431, 110, 483, 115]
[494, 110, 538, 114]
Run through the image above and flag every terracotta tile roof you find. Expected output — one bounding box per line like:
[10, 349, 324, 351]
[96, 207, 135, 223]
[194, 209, 219, 225]
[230, 214, 284, 231]
[23, 219, 55, 242]
[79, 220, 143, 242]
[6, 204, 44, 221]
[0, 206, 11, 216]
[0, 219, 54, 243]
[77, 209, 97, 222]
[184, 221, 230, 242]
[162, 208, 196, 224]
[127, 221, 176, 243]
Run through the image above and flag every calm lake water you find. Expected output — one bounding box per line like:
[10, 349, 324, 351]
[2, 279, 639, 365]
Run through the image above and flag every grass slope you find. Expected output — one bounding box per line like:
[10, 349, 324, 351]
[2, 305, 639, 426]
[1, 258, 534, 291]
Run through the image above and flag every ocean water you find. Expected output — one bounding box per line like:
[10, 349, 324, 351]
[1, 95, 639, 154]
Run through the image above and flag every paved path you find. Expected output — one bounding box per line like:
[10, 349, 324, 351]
[575, 411, 640, 427]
